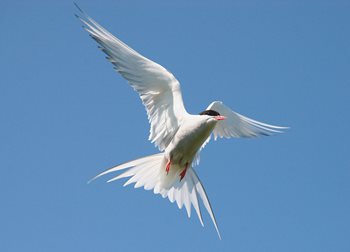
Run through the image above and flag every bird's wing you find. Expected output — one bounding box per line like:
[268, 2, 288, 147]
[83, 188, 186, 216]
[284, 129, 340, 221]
[207, 101, 287, 140]
[76, 7, 188, 151]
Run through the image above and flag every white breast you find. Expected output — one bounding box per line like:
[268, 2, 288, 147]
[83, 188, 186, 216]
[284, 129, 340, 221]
[165, 115, 216, 166]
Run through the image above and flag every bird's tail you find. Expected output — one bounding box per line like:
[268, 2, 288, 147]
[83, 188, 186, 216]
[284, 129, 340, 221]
[89, 153, 221, 239]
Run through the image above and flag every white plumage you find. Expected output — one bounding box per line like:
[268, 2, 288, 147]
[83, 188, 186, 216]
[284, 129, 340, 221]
[76, 5, 287, 239]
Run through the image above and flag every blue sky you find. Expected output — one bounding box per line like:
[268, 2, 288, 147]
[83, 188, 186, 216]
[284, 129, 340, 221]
[1, 0, 349, 251]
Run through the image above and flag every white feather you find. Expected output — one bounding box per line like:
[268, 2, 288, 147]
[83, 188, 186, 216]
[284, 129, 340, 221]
[76, 5, 286, 240]
[76, 10, 188, 151]
[206, 101, 288, 140]
[90, 152, 221, 238]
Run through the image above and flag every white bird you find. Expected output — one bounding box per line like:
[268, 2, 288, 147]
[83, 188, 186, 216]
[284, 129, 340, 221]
[75, 5, 287, 239]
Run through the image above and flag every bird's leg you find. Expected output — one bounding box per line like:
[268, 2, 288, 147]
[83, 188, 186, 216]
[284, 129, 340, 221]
[165, 160, 171, 175]
[179, 162, 189, 181]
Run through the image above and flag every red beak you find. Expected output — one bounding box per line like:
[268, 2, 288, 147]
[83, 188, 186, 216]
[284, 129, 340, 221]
[214, 116, 226, 121]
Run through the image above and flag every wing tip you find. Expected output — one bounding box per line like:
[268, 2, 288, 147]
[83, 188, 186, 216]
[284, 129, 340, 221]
[74, 2, 85, 15]
[87, 174, 100, 184]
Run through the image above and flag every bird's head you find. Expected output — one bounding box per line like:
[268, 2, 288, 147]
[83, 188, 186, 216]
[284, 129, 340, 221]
[199, 110, 226, 122]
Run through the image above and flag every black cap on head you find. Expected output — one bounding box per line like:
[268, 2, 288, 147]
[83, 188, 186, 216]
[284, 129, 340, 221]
[199, 110, 221, 116]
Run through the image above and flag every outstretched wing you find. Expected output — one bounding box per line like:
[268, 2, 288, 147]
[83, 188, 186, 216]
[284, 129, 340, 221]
[207, 101, 287, 140]
[76, 6, 188, 151]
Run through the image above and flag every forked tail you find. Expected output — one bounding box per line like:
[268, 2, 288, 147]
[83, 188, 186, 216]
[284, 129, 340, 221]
[89, 153, 221, 239]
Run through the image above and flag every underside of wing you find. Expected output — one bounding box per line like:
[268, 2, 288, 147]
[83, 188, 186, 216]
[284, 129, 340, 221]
[75, 6, 188, 151]
[207, 101, 288, 140]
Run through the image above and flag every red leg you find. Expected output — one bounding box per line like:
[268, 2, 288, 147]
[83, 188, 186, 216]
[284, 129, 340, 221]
[179, 163, 189, 181]
[165, 160, 171, 175]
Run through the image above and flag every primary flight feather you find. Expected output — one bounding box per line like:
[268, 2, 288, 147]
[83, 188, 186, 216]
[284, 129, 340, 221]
[75, 5, 287, 239]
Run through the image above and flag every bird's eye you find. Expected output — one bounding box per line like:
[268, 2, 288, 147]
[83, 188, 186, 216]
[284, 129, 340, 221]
[199, 110, 220, 116]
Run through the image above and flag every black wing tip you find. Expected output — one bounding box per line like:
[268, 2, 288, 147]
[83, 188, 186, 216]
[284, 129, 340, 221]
[74, 2, 84, 14]
[73, 2, 89, 21]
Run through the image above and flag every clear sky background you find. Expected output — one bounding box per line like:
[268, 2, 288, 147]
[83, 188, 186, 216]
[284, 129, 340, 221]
[1, 0, 349, 251]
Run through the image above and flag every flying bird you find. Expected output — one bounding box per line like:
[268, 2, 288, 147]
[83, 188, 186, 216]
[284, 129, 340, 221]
[75, 5, 287, 239]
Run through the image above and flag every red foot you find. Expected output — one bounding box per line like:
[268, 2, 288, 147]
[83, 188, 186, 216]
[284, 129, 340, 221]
[179, 163, 189, 181]
[165, 160, 171, 175]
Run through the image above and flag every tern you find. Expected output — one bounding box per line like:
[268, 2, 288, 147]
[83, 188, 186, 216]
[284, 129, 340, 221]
[76, 5, 287, 239]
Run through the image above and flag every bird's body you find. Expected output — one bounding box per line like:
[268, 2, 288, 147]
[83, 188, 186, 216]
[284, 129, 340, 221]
[160, 115, 218, 188]
[76, 4, 287, 239]
[166, 115, 216, 168]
